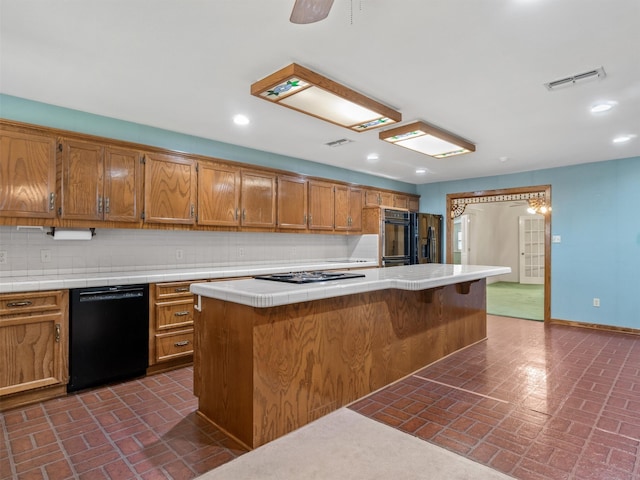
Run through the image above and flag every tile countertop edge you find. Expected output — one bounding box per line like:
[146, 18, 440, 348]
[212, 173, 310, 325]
[0, 260, 378, 294]
[190, 265, 511, 308]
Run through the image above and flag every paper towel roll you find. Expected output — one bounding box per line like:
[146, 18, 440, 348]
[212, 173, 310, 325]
[52, 229, 93, 241]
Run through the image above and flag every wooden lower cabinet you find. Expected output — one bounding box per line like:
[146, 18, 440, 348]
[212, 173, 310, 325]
[0, 290, 69, 411]
[148, 281, 203, 372]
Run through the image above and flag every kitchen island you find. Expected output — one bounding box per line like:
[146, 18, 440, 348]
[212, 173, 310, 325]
[190, 264, 510, 449]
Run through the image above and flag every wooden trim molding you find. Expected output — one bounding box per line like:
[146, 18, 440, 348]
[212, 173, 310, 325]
[446, 185, 552, 323]
[549, 318, 640, 336]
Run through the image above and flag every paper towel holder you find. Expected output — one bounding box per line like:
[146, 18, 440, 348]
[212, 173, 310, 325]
[47, 227, 96, 240]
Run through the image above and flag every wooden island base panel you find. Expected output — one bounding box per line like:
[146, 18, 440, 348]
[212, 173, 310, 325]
[193, 270, 493, 450]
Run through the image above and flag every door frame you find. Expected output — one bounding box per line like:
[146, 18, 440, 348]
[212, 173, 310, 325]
[446, 185, 551, 323]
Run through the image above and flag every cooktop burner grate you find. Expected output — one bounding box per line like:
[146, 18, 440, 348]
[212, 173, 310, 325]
[254, 271, 366, 284]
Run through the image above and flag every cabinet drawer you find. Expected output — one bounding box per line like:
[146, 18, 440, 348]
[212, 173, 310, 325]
[0, 291, 64, 317]
[155, 299, 194, 330]
[155, 281, 202, 299]
[155, 329, 193, 362]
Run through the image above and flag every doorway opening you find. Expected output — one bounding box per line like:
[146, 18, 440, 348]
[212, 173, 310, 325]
[446, 185, 551, 323]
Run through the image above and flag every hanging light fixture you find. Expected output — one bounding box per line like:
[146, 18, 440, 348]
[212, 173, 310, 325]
[379, 121, 475, 159]
[251, 63, 401, 132]
[527, 196, 551, 215]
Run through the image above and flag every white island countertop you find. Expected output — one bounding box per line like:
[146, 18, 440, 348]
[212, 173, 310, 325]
[190, 264, 511, 308]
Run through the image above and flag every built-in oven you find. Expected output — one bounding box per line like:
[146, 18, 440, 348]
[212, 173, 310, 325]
[381, 209, 413, 267]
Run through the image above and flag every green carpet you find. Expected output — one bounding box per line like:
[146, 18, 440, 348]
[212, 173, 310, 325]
[486, 281, 544, 321]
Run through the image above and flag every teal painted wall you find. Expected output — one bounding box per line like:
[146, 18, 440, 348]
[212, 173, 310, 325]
[0, 94, 416, 194]
[417, 156, 640, 330]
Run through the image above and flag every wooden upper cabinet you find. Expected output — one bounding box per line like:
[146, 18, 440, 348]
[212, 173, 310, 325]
[197, 161, 241, 226]
[364, 189, 393, 208]
[240, 170, 276, 228]
[103, 147, 142, 222]
[61, 140, 104, 221]
[393, 194, 409, 210]
[277, 175, 308, 230]
[60, 139, 141, 222]
[308, 180, 335, 231]
[144, 152, 196, 224]
[0, 129, 56, 218]
[335, 185, 363, 231]
[408, 195, 420, 212]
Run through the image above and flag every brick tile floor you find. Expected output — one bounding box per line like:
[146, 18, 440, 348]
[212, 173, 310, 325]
[0, 367, 245, 479]
[349, 315, 640, 480]
[3, 316, 640, 479]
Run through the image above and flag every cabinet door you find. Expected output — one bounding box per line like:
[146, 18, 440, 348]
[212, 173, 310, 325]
[408, 196, 420, 212]
[364, 189, 381, 207]
[379, 191, 394, 207]
[197, 161, 241, 226]
[335, 186, 363, 231]
[393, 194, 409, 210]
[348, 187, 363, 231]
[0, 290, 68, 398]
[61, 140, 104, 220]
[240, 170, 276, 228]
[144, 153, 196, 224]
[277, 175, 307, 230]
[334, 185, 350, 231]
[308, 180, 334, 230]
[104, 147, 142, 222]
[0, 130, 56, 218]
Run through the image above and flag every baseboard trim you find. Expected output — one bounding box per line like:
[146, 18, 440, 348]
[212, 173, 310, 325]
[549, 318, 640, 336]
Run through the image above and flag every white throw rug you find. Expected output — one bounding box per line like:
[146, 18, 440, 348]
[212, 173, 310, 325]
[196, 408, 513, 480]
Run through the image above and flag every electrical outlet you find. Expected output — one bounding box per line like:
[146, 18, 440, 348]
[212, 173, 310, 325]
[238, 247, 245, 257]
[176, 249, 184, 260]
[0, 251, 7, 265]
[593, 298, 600, 307]
[41, 249, 51, 263]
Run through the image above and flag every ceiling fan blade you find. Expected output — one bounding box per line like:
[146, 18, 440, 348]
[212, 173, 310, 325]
[290, 0, 335, 24]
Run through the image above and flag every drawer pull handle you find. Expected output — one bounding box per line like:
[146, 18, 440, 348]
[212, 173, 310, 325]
[6, 301, 33, 308]
[174, 287, 189, 292]
[55, 324, 60, 343]
[174, 311, 190, 316]
[174, 340, 190, 347]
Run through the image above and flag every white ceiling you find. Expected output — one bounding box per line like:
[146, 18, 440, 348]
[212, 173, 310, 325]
[1, 0, 639, 185]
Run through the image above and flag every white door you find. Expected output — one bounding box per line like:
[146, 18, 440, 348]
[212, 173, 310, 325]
[453, 215, 470, 265]
[519, 215, 544, 284]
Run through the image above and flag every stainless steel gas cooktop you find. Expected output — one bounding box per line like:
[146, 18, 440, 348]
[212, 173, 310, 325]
[254, 271, 366, 284]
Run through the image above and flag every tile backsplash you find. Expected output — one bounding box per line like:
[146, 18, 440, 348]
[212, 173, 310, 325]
[0, 226, 378, 277]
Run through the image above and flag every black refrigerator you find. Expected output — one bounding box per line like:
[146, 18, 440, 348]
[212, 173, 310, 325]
[412, 213, 443, 264]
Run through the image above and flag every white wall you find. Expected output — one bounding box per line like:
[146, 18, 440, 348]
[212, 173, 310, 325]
[466, 203, 539, 283]
[0, 226, 377, 278]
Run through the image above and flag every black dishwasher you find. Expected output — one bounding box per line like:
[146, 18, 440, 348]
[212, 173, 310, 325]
[68, 284, 149, 392]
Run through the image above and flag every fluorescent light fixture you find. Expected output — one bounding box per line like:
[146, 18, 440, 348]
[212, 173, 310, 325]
[251, 63, 401, 132]
[379, 121, 475, 159]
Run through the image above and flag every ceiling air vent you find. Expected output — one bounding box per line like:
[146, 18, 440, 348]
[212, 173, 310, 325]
[325, 138, 353, 147]
[544, 67, 606, 91]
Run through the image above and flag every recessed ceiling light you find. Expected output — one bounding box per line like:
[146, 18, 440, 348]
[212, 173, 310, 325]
[499, 156, 509, 162]
[233, 114, 250, 126]
[366, 153, 379, 161]
[590, 102, 616, 113]
[613, 134, 635, 143]
[415, 168, 428, 174]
